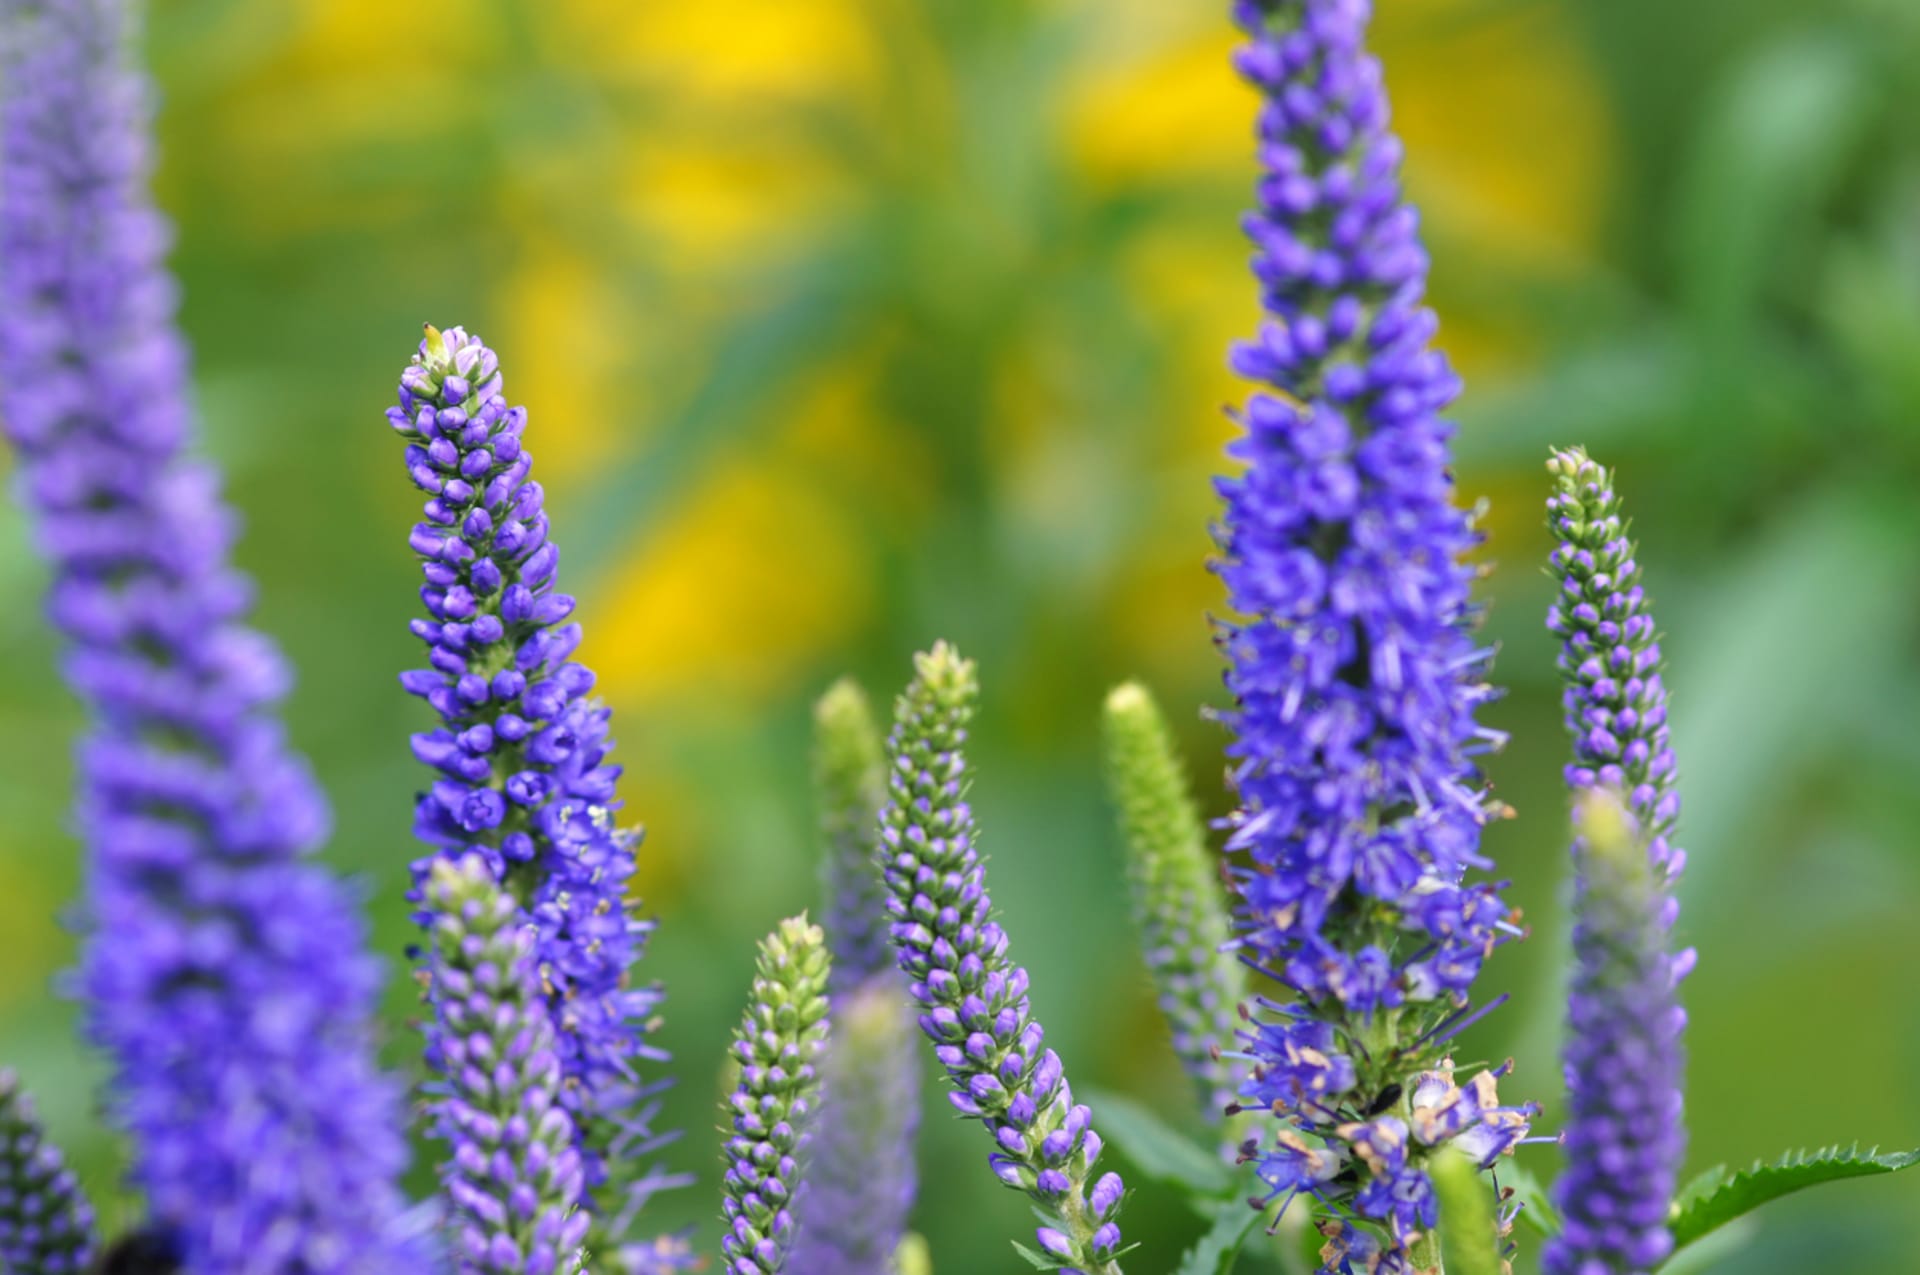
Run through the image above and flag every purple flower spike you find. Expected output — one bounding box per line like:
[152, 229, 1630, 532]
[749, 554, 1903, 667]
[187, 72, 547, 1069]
[0, 2, 415, 1268]
[720, 916, 833, 1275]
[1544, 447, 1686, 898]
[0, 1070, 96, 1273]
[1216, 1, 1533, 1262]
[387, 325, 687, 1257]
[1545, 792, 1687, 1275]
[878, 644, 1127, 1274]
[787, 977, 920, 1275]
[1544, 450, 1689, 1275]
[420, 855, 591, 1275]
[789, 680, 920, 1275]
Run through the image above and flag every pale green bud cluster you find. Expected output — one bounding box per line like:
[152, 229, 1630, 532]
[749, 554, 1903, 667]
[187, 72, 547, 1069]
[720, 916, 834, 1274]
[1101, 682, 1245, 1122]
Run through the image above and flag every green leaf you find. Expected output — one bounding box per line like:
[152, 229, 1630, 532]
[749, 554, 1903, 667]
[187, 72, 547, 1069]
[1431, 1149, 1502, 1275]
[1495, 1157, 1561, 1238]
[1657, 1218, 1758, 1275]
[1455, 334, 1684, 467]
[1085, 1087, 1233, 1200]
[1667, 1145, 1920, 1254]
[1672, 493, 1920, 907]
[1009, 1240, 1060, 1271]
[1172, 1194, 1267, 1275]
[1677, 30, 1880, 356]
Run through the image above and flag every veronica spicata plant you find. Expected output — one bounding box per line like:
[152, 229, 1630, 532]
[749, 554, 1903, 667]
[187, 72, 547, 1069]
[0, 0, 415, 1267]
[387, 324, 685, 1262]
[788, 680, 921, 1275]
[719, 916, 833, 1275]
[1214, 0, 1536, 1265]
[879, 644, 1127, 1273]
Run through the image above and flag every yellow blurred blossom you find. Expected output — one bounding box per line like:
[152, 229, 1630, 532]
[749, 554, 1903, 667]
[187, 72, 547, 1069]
[1382, 0, 1614, 265]
[587, 463, 871, 707]
[495, 240, 642, 484]
[620, 137, 856, 276]
[1060, 0, 1611, 380]
[0, 854, 64, 1016]
[1061, 28, 1252, 186]
[568, 0, 879, 102]
[285, 0, 492, 70]
[781, 345, 941, 532]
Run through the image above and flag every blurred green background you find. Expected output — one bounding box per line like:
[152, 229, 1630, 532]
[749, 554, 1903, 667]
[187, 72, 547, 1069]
[3, 0, 1920, 1270]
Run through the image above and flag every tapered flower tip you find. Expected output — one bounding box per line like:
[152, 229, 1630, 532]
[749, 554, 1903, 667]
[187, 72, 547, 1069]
[759, 914, 833, 1004]
[1546, 445, 1601, 483]
[912, 641, 977, 699]
[814, 677, 885, 818]
[815, 677, 876, 735]
[422, 323, 450, 369]
[748, 910, 833, 1029]
[893, 1232, 933, 1275]
[1103, 681, 1174, 759]
[1103, 680, 1151, 719]
[423, 852, 493, 906]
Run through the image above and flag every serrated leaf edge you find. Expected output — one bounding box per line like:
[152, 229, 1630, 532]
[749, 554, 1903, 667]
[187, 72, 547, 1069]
[1667, 1142, 1920, 1254]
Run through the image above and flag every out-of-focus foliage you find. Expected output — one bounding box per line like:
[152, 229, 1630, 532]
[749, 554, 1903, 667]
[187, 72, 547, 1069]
[2, 0, 1917, 1268]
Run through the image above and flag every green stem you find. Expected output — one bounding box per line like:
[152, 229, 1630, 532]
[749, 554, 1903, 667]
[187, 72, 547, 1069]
[1057, 1188, 1124, 1275]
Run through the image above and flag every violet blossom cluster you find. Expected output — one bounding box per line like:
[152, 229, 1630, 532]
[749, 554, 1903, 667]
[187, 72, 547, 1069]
[0, 0, 416, 1268]
[878, 644, 1127, 1274]
[787, 977, 921, 1275]
[387, 325, 683, 1251]
[1543, 451, 1689, 1275]
[1216, 0, 1533, 1263]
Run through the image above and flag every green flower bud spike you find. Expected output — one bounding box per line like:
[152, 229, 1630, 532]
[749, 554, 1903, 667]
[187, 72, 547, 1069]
[879, 643, 1127, 1274]
[1431, 1146, 1504, 1275]
[1101, 681, 1246, 1124]
[719, 916, 834, 1274]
